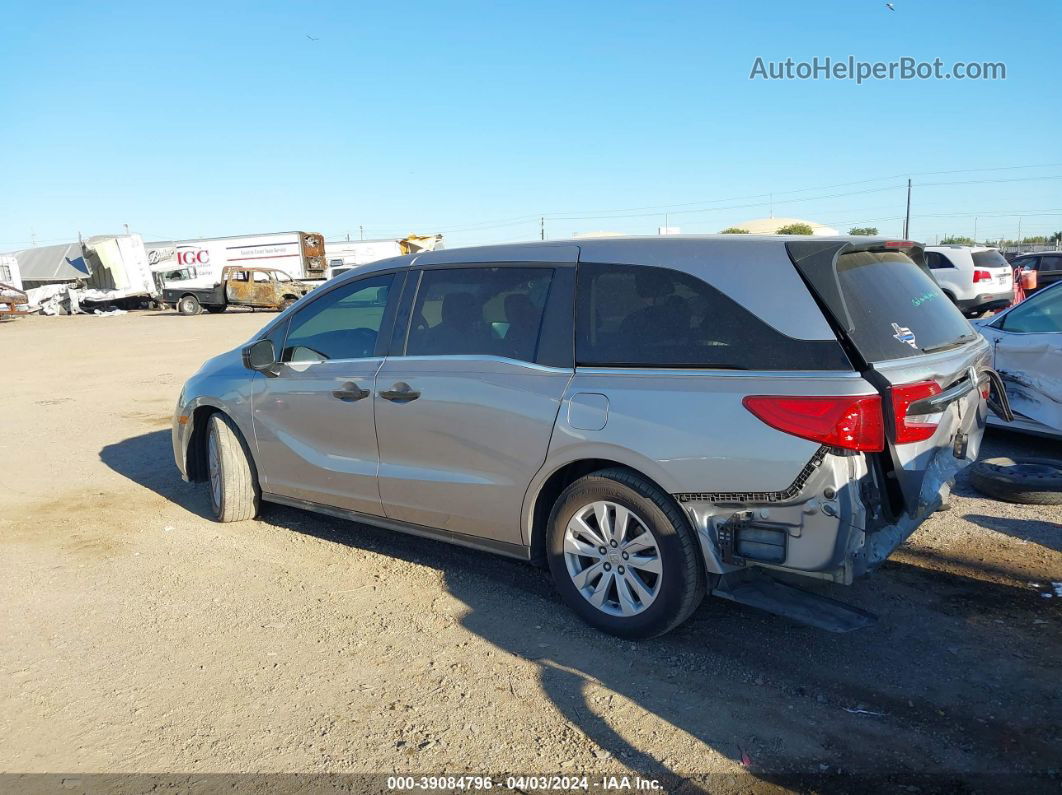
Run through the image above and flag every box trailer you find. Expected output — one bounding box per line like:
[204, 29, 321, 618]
[80, 234, 160, 305]
[147, 232, 326, 293]
[323, 234, 444, 279]
[0, 254, 29, 317]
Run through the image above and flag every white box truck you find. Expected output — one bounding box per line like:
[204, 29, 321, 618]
[147, 231, 327, 293]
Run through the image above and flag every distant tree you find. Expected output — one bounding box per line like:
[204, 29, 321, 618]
[941, 235, 976, 245]
[776, 223, 814, 235]
[719, 227, 750, 234]
[1051, 231, 1062, 244]
[849, 226, 878, 236]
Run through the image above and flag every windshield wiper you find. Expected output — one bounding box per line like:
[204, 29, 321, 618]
[920, 333, 977, 355]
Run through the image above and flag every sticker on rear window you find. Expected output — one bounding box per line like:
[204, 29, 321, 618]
[891, 322, 918, 349]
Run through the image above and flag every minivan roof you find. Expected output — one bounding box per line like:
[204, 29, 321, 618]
[335, 232, 919, 277]
[329, 234, 914, 343]
[333, 234, 914, 279]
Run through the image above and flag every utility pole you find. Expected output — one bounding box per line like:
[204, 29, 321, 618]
[973, 217, 978, 244]
[346, 232, 350, 242]
[903, 179, 912, 239]
[540, 216, 545, 241]
[123, 223, 130, 236]
[1017, 217, 1022, 246]
[359, 225, 364, 241]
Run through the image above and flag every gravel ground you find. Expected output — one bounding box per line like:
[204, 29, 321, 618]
[0, 312, 1059, 792]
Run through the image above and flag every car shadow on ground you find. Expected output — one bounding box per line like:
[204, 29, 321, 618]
[100, 429, 1060, 791]
[962, 513, 1062, 553]
[99, 429, 215, 520]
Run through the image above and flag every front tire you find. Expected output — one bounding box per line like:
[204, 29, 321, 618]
[204, 304, 227, 314]
[546, 468, 706, 639]
[177, 295, 202, 315]
[206, 413, 260, 522]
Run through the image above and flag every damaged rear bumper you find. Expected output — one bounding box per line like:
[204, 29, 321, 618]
[678, 444, 973, 586]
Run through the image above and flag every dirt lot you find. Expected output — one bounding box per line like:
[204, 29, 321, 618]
[1, 312, 1059, 792]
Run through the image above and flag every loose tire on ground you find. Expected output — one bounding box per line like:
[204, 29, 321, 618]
[969, 457, 1062, 505]
[206, 413, 260, 522]
[204, 304, 227, 314]
[177, 295, 202, 316]
[546, 467, 707, 639]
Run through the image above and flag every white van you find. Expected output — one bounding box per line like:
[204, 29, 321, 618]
[924, 245, 1013, 316]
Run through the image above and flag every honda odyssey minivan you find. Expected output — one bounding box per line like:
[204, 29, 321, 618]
[173, 236, 1005, 637]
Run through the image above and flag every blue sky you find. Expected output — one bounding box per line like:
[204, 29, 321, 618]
[1, 0, 1060, 249]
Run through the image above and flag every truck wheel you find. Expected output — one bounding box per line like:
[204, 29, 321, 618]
[279, 296, 297, 311]
[969, 457, 1062, 505]
[205, 413, 260, 522]
[205, 305, 227, 314]
[546, 468, 706, 639]
[177, 295, 202, 316]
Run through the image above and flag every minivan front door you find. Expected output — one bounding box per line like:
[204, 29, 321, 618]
[251, 271, 400, 515]
[373, 250, 577, 545]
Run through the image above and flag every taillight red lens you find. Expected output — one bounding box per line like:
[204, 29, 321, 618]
[890, 380, 943, 444]
[972, 269, 992, 283]
[742, 395, 885, 452]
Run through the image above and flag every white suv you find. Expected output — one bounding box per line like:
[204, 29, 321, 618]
[924, 245, 1013, 316]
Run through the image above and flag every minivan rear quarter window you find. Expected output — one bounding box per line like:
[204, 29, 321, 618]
[575, 262, 850, 370]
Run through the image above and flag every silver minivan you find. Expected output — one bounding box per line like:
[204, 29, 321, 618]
[173, 236, 1004, 637]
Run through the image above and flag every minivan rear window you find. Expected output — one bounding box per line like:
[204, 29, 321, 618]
[790, 245, 975, 362]
[971, 249, 1008, 268]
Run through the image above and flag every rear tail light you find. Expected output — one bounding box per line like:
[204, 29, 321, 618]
[972, 269, 992, 283]
[890, 380, 943, 444]
[742, 395, 884, 452]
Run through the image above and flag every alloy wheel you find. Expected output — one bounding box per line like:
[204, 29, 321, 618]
[563, 500, 662, 617]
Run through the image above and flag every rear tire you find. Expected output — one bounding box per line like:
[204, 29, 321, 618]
[206, 413, 260, 522]
[546, 468, 706, 639]
[177, 295, 202, 316]
[969, 457, 1062, 505]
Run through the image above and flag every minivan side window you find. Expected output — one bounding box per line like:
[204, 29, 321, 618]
[406, 267, 554, 362]
[281, 273, 395, 362]
[575, 262, 850, 370]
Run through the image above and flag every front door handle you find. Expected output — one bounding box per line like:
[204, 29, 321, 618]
[332, 382, 370, 402]
[379, 382, 420, 402]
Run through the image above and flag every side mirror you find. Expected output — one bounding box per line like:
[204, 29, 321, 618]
[243, 339, 278, 374]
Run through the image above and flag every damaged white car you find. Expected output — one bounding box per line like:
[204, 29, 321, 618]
[977, 281, 1062, 439]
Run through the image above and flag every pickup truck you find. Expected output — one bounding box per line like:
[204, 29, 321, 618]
[164, 266, 311, 315]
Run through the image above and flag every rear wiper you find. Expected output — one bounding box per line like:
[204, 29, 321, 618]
[920, 333, 978, 355]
